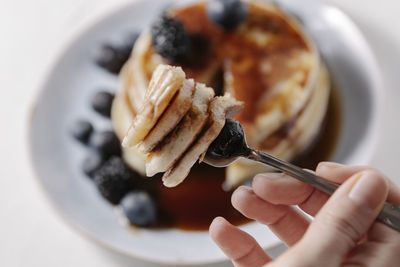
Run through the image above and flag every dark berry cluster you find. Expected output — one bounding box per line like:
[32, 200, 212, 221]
[70, 88, 158, 225]
[93, 157, 137, 204]
[149, 0, 248, 64]
[70, 90, 121, 179]
[69, 32, 159, 226]
[150, 16, 191, 63]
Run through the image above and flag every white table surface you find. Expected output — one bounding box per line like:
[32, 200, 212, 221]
[1, 0, 400, 266]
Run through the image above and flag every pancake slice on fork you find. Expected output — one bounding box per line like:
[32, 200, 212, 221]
[145, 83, 215, 177]
[162, 94, 243, 187]
[138, 78, 195, 153]
[122, 65, 185, 147]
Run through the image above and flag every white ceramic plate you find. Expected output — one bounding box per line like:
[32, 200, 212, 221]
[29, 0, 383, 265]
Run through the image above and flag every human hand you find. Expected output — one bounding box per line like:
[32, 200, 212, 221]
[210, 162, 400, 266]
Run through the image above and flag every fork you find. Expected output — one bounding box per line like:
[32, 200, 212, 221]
[204, 119, 400, 232]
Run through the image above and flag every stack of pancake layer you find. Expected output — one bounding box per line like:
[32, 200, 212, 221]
[111, 0, 330, 186]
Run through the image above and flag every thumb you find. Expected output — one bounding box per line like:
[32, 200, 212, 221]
[292, 170, 388, 266]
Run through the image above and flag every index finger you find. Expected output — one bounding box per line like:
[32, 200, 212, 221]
[252, 162, 400, 216]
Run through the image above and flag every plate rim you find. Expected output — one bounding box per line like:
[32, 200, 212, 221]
[26, 0, 384, 265]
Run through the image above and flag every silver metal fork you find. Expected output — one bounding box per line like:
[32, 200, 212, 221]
[204, 119, 400, 232]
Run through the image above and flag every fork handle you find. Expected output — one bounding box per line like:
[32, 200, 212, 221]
[247, 149, 400, 232]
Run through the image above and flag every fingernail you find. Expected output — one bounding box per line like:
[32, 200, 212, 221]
[317, 161, 343, 171]
[348, 172, 384, 211]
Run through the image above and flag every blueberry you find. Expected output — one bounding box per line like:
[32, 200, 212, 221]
[94, 33, 138, 74]
[90, 130, 121, 157]
[91, 91, 114, 117]
[120, 191, 157, 227]
[93, 156, 137, 204]
[70, 120, 93, 144]
[82, 153, 105, 178]
[207, 0, 248, 30]
[150, 16, 190, 63]
[94, 45, 122, 74]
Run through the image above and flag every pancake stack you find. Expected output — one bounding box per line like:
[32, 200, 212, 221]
[112, 0, 331, 186]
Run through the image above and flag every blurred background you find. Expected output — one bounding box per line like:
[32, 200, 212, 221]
[1, 0, 399, 266]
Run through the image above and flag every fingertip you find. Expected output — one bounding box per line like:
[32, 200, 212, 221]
[365, 169, 389, 189]
[231, 186, 251, 210]
[252, 176, 270, 202]
[252, 174, 265, 188]
[316, 161, 344, 173]
[210, 216, 230, 229]
[210, 217, 272, 265]
[253, 172, 312, 205]
[253, 172, 284, 183]
[252, 173, 283, 197]
[369, 169, 389, 189]
[315, 162, 369, 184]
[347, 169, 389, 212]
[209, 217, 231, 240]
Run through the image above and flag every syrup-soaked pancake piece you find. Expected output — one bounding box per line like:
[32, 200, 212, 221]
[145, 83, 214, 177]
[163, 94, 242, 187]
[122, 65, 185, 147]
[139, 78, 195, 153]
[123, 64, 243, 186]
